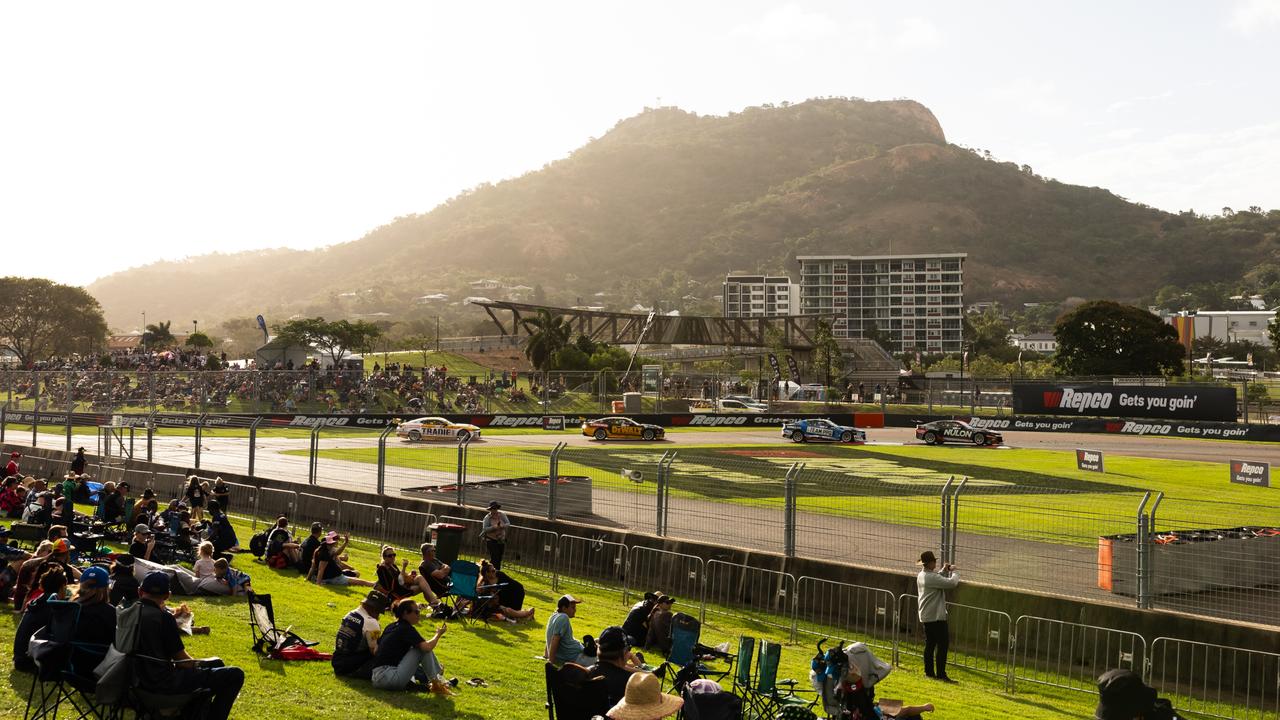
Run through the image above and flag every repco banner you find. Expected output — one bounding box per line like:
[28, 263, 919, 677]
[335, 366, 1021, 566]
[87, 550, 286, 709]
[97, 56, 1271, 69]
[1013, 384, 1236, 422]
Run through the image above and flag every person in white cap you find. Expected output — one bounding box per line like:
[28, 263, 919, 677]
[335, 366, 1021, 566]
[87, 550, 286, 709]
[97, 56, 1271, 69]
[606, 672, 683, 720]
[545, 594, 594, 667]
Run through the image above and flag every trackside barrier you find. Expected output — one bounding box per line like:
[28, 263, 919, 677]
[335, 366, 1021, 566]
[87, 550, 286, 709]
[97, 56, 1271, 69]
[1011, 616, 1146, 695]
[1148, 637, 1280, 720]
[624, 547, 704, 607]
[295, 492, 340, 529]
[503, 525, 559, 580]
[384, 508, 437, 547]
[702, 560, 794, 635]
[793, 577, 897, 654]
[896, 595, 1011, 680]
[556, 534, 628, 596]
[221, 482, 260, 530]
[339, 500, 384, 547]
[257, 488, 298, 525]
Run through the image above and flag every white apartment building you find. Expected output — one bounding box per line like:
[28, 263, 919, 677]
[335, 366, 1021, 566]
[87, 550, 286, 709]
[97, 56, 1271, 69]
[797, 253, 967, 353]
[722, 274, 800, 317]
[1166, 310, 1277, 347]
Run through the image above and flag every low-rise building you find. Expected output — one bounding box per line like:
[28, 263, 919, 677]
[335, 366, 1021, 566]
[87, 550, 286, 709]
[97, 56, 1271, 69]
[722, 274, 800, 317]
[1165, 310, 1276, 346]
[1011, 332, 1057, 353]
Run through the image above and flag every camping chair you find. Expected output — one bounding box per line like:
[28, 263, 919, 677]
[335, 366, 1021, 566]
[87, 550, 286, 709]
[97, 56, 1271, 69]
[247, 593, 317, 654]
[668, 612, 701, 668]
[447, 560, 498, 624]
[742, 640, 814, 720]
[543, 661, 610, 720]
[24, 599, 119, 720]
[730, 636, 755, 698]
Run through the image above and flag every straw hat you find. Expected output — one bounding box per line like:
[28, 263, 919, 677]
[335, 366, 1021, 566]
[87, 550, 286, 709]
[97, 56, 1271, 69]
[607, 672, 683, 720]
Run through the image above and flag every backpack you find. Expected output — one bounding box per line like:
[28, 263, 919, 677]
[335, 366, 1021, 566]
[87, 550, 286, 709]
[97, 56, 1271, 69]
[249, 531, 268, 558]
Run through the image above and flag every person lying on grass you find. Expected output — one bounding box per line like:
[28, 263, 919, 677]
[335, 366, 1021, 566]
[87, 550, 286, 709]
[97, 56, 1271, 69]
[312, 531, 375, 587]
[370, 598, 454, 695]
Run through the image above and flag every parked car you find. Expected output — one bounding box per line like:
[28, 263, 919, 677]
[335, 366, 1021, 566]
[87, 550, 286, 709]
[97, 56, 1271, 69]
[781, 418, 865, 444]
[396, 416, 481, 442]
[914, 419, 1003, 446]
[582, 416, 666, 441]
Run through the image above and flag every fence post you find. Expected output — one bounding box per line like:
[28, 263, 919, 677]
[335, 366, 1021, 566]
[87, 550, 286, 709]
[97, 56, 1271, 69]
[308, 426, 320, 486]
[1, 405, 6, 443]
[455, 434, 470, 507]
[661, 452, 677, 536]
[548, 442, 565, 521]
[32, 409, 39, 448]
[949, 477, 967, 566]
[939, 477, 953, 561]
[783, 462, 801, 558]
[65, 370, 73, 452]
[1135, 492, 1151, 610]
[376, 425, 394, 496]
[1147, 492, 1162, 605]
[146, 412, 155, 464]
[194, 413, 207, 470]
[248, 417, 262, 478]
[655, 451, 671, 536]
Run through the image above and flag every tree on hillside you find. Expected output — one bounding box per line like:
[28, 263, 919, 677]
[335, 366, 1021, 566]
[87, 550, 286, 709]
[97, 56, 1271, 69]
[813, 319, 843, 388]
[185, 331, 214, 349]
[275, 317, 382, 368]
[1053, 301, 1185, 376]
[0, 277, 108, 365]
[142, 320, 175, 350]
[964, 309, 1018, 361]
[523, 309, 571, 371]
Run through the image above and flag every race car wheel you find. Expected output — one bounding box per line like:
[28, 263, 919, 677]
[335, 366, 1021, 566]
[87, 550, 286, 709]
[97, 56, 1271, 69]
[972, 433, 986, 446]
[641, 429, 655, 441]
[457, 430, 471, 442]
[922, 431, 938, 445]
[407, 430, 421, 441]
[791, 431, 807, 443]
[841, 431, 853, 443]
[594, 428, 608, 441]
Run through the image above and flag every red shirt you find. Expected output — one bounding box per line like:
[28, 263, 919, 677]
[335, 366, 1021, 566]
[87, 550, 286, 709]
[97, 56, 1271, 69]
[4, 460, 18, 478]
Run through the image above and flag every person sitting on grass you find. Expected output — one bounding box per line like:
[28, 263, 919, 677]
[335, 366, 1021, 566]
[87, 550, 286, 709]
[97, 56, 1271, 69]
[132, 571, 244, 720]
[332, 589, 389, 681]
[130, 523, 156, 561]
[205, 501, 239, 555]
[375, 545, 422, 602]
[131, 488, 155, 526]
[193, 541, 217, 585]
[298, 522, 324, 576]
[473, 559, 535, 622]
[266, 517, 302, 569]
[415, 542, 452, 612]
[591, 625, 645, 708]
[644, 594, 676, 655]
[546, 594, 594, 668]
[312, 531, 375, 587]
[13, 565, 69, 672]
[109, 554, 139, 607]
[370, 598, 453, 695]
[622, 592, 660, 648]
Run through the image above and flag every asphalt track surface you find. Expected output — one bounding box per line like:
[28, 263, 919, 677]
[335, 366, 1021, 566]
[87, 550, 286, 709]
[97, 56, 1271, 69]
[21, 425, 1280, 625]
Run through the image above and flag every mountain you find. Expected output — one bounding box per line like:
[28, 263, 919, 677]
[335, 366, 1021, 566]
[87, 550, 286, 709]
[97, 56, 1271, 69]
[86, 98, 1280, 332]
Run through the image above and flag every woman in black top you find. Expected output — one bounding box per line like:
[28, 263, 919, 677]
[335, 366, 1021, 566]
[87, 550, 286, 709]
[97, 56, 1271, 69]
[370, 600, 451, 694]
[183, 474, 207, 524]
[211, 477, 230, 513]
[71, 566, 116, 676]
[109, 556, 139, 607]
[13, 566, 68, 672]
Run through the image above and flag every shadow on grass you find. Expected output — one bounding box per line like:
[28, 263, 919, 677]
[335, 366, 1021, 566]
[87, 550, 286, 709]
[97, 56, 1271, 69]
[334, 675, 488, 719]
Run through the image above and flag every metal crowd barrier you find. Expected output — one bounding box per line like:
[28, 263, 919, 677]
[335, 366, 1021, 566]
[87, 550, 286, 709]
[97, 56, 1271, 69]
[1011, 615, 1146, 695]
[339, 499, 385, 548]
[624, 546, 704, 607]
[792, 576, 897, 655]
[1148, 637, 1280, 720]
[556, 533, 628, 596]
[383, 508, 437, 547]
[895, 595, 1012, 680]
[702, 560, 795, 634]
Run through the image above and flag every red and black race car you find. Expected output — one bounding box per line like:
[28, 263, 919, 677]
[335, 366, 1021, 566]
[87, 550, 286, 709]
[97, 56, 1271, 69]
[915, 419, 1003, 446]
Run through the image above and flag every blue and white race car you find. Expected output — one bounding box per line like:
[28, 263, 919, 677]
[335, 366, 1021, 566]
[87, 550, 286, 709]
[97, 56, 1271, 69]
[781, 418, 866, 444]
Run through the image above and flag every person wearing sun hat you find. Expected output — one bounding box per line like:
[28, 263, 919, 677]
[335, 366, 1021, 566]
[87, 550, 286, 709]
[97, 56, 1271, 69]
[607, 671, 683, 720]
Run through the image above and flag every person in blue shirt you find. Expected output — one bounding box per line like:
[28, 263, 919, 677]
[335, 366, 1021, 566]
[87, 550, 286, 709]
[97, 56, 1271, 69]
[545, 594, 594, 667]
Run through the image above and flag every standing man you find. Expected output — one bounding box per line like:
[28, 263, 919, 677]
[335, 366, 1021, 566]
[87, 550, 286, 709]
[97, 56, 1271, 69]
[60, 474, 77, 525]
[545, 594, 594, 667]
[70, 448, 87, 476]
[481, 501, 509, 570]
[134, 571, 245, 720]
[916, 550, 959, 683]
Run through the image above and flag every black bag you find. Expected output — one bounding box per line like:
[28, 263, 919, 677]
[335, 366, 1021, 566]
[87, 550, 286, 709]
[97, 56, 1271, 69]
[249, 531, 268, 558]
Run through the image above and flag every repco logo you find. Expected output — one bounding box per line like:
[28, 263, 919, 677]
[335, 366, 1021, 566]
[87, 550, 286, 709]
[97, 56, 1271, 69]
[1118, 421, 1172, 435]
[288, 416, 351, 428]
[487, 415, 545, 427]
[969, 418, 1009, 429]
[1234, 462, 1266, 475]
[1044, 389, 1113, 413]
[688, 416, 747, 426]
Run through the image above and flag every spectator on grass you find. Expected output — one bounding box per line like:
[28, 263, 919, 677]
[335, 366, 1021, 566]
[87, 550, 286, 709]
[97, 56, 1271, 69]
[208, 559, 253, 596]
[916, 550, 959, 683]
[1094, 669, 1181, 720]
[193, 541, 216, 580]
[266, 517, 302, 569]
[98, 481, 124, 524]
[13, 565, 70, 672]
[109, 555, 139, 607]
[206, 501, 239, 555]
[591, 625, 644, 707]
[473, 559, 534, 622]
[70, 565, 116, 674]
[131, 488, 155, 525]
[211, 477, 230, 513]
[298, 522, 324, 576]
[370, 598, 453, 695]
[133, 571, 245, 720]
[184, 472, 208, 524]
[22, 491, 53, 527]
[622, 592, 660, 648]
[70, 447, 87, 476]
[415, 542, 452, 610]
[480, 501, 509, 570]
[312, 531, 375, 587]
[131, 523, 156, 561]
[332, 589, 389, 680]
[0, 476, 24, 518]
[375, 544, 421, 601]
[644, 595, 676, 654]
[546, 594, 594, 667]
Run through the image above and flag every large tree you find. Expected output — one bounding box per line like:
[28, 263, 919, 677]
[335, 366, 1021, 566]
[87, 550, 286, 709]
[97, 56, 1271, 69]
[1053, 301, 1185, 376]
[142, 320, 175, 349]
[523, 309, 572, 371]
[275, 317, 382, 367]
[0, 277, 108, 365]
[813, 319, 844, 388]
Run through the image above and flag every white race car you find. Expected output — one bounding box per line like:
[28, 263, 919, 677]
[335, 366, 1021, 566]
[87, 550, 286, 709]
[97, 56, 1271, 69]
[396, 416, 481, 442]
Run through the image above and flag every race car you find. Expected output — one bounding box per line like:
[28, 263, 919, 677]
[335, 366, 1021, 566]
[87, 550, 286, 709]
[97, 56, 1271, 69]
[781, 418, 866, 444]
[396, 416, 481, 442]
[582, 416, 665, 441]
[915, 419, 1003, 446]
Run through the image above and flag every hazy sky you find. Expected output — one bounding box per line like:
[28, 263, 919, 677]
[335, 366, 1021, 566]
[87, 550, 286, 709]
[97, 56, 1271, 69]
[2, 1, 1278, 287]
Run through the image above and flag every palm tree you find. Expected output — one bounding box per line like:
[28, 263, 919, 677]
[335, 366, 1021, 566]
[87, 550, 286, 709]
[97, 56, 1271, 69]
[523, 309, 572, 371]
[142, 320, 174, 349]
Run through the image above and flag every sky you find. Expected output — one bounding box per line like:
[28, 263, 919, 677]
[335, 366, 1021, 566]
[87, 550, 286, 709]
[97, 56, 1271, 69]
[2, 1, 1278, 287]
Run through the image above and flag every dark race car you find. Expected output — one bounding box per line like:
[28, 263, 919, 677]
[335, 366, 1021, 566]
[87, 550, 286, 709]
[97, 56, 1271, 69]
[781, 418, 866, 444]
[582, 416, 666, 441]
[915, 419, 1003, 447]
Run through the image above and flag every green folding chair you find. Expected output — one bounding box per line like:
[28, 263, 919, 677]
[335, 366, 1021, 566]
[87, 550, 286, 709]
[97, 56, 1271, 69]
[747, 640, 815, 719]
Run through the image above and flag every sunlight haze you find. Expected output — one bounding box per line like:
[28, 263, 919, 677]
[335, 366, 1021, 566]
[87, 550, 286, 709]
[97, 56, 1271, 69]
[1, 0, 1277, 287]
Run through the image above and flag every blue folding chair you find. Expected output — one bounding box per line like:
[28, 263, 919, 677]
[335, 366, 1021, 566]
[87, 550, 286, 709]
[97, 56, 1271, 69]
[447, 560, 500, 624]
